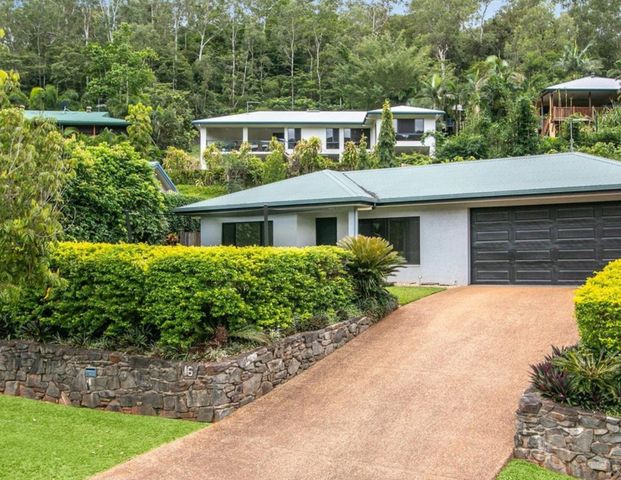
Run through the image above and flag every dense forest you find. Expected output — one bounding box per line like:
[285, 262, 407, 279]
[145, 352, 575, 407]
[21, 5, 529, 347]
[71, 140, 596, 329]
[1, 0, 620, 121]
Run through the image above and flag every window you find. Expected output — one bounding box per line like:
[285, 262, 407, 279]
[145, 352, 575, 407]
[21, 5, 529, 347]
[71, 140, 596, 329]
[325, 128, 340, 149]
[344, 128, 371, 145]
[395, 119, 425, 141]
[287, 128, 301, 149]
[316, 217, 337, 245]
[222, 221, 274, 246]
[358, 217, 420, 264]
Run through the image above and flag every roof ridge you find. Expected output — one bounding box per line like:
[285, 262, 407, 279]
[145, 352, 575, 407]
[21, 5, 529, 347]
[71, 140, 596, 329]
[322, 170, 376, 200]
[340, 171, 379, 200]
[344, 152, 574, 175]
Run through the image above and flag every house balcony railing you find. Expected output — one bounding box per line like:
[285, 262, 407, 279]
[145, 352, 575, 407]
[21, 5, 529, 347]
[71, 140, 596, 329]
[206, 139, 284, 153]
[550, 106, 606, 122]
[395, 132, 424, 141]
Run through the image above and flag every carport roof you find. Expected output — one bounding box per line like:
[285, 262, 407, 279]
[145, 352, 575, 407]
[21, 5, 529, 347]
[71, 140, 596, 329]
[175, 153, 621, 214]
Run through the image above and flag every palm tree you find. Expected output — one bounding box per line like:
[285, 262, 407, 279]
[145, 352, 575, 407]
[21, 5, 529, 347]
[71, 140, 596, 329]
[416, 73, 455, 112]
[555, 42, 603, 79]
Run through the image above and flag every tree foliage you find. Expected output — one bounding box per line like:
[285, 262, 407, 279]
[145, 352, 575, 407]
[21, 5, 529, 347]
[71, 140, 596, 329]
[61, 141, 167, 244]
[0, 108, 70, 295]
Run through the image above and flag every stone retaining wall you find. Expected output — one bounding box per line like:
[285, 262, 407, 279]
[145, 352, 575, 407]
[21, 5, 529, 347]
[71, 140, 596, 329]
[0, 315, 373, 422]
[515, 389, 621, 479]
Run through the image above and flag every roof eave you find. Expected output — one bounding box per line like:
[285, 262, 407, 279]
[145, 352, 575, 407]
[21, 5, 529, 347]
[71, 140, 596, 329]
[376, 185, 621, 206]
[174, 198, 376, 215]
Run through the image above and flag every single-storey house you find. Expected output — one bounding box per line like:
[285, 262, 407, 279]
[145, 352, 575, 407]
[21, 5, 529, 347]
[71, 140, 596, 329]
[192, 105, 444, 167]
[175, 152, 621, 286]
[538, 76, 621, 137]
[23, 109, 128, 135]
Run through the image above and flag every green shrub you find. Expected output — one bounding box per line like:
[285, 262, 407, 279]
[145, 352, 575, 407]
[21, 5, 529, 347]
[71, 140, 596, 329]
[575, 259, 621, 351]
[162, 193, 203, 235]
[1, 242, 356, 351]
[62, 141, 167, 244]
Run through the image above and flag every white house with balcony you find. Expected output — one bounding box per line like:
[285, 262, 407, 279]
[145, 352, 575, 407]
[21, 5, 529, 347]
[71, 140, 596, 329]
[193, 105, 444, 168]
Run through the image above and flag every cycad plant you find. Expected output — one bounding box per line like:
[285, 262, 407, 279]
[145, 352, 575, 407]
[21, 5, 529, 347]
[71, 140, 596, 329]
[338, 235, 405, 300]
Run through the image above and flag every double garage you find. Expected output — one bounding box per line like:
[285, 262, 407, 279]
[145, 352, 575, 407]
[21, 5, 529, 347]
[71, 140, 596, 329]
[471, 200, 621, 285]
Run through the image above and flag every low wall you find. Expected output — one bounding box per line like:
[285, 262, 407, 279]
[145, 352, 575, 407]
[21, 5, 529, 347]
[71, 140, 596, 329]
[0, 315, 373, 422]
[515, 389, 621, 479]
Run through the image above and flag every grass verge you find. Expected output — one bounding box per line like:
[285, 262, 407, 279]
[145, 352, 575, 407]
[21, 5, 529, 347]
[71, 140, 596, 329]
[497, 460, 575, 480]
[0, 394, 204, 480]
[387, 285, 445, 305]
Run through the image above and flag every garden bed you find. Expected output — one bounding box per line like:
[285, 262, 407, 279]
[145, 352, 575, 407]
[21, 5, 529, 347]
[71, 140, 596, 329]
[0, 314, 375, 423]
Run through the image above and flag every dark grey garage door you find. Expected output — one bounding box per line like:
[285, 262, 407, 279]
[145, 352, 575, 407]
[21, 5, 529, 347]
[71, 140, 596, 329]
[471, 201, 621, 284]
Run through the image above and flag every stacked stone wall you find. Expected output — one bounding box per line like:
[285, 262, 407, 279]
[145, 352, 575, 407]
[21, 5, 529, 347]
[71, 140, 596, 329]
[0, 315, 372, 422]
[515, 389, 621, 479]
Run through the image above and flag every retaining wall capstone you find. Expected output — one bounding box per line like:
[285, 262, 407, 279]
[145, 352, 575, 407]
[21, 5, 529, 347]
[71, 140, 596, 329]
[515, 389, 621, 479]
[0, 315, 373, 422]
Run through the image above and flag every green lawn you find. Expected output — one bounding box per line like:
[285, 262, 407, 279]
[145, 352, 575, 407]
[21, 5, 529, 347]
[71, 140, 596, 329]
[0, 394, 204, 480]
[497, 460, 575, 480]
[387, 285, 445, 305]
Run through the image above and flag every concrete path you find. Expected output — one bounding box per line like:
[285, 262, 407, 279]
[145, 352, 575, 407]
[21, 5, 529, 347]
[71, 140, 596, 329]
[93, 286, 578, 480]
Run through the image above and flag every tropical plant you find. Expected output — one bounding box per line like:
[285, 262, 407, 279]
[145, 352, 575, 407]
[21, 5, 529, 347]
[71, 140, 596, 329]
[289, 136, 326, 175]
[530, 346, 574, 405]
[341, 141, 359, 170]
[376, 99, 396, 168]
[416, 72, 455, 112]
[262, 137, 288, 184]
[0, 108, 70, 297]
[554, 348, 621, 406]
[162, 146, 200, 184]
[357, 135, 374, 170]
[338, 235, 405, 300]
[555, 42, 603, 78]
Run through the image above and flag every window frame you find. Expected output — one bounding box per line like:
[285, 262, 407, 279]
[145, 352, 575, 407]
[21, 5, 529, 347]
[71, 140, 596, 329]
[358, 216, 421, 265]
[222, 221, 274, 247]
[325, 128, 340, 150]
[344, 128, 371, 145]
[395, 118, 425, 141]
[287, 128, 301, 149]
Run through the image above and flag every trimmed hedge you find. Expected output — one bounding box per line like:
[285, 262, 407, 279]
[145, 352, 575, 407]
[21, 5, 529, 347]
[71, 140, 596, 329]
[575, 259, 621, 351]
[1, 242, 355, 350]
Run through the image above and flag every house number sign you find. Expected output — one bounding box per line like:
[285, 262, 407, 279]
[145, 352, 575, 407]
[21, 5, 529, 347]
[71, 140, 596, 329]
[183, 364, 199, 379]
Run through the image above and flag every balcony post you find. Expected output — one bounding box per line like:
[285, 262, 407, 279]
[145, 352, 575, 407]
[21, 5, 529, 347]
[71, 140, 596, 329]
[242, 127, 248, 144]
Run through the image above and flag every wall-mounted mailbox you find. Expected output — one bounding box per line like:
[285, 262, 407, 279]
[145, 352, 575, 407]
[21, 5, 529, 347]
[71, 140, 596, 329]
[85, 367, 97, 378]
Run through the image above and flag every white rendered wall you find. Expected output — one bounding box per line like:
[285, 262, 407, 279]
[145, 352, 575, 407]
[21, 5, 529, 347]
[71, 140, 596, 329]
[200, 208, 356, 248]
[358, 205, 470, 285]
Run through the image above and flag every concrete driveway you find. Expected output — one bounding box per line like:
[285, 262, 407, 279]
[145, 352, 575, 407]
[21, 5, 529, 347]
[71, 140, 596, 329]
[93, 286, 578, 480]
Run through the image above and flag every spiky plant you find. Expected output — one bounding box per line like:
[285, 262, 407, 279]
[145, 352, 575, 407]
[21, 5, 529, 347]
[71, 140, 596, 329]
[338, 235, 405, 300]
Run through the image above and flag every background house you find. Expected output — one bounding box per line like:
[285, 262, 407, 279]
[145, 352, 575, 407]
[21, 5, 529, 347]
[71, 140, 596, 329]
[176, 153, 621, 286]
[193, 105, 444, 168]
[539, 76, 621, 137]
[23, 109, 128, 136]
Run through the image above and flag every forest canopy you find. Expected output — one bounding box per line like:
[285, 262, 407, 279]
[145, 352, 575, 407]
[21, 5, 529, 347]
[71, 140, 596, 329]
[0, 0, 619, 122]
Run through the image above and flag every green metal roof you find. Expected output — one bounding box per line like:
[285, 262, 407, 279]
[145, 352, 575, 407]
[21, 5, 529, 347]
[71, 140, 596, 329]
[175, 153, 621, 214]
[543, 76, 621, 93]
[23, 110, 128, 127]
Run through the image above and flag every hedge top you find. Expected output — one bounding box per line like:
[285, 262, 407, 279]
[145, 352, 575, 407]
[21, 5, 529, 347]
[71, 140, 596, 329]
[175, 153, 621, 215]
